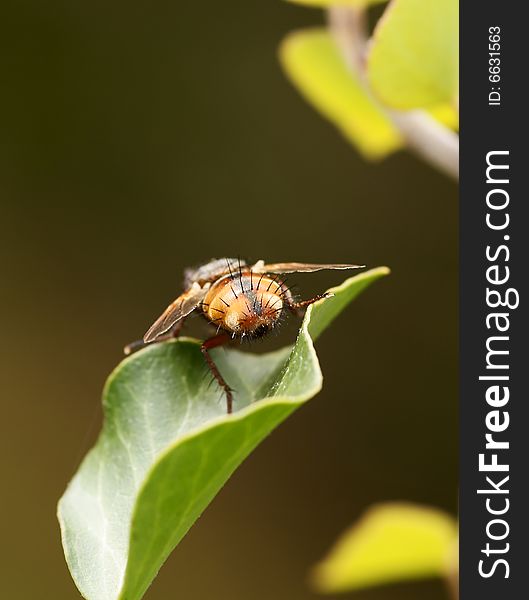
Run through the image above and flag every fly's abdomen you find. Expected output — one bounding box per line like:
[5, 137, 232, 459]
[202, 272, 290, 336]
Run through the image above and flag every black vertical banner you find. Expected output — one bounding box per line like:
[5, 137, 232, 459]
[460, 2, 527, 599]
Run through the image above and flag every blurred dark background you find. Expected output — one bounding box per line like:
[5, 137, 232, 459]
[0, 1, 457, 598]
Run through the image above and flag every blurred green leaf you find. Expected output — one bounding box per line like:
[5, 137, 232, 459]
[280, 30, 402, 160]
[58, 268, 389, 600]
[430, 103, 459, 131]
[312, 503, 458, 593]
[286, 0, 387, 8]
[368, 0, 459, 109]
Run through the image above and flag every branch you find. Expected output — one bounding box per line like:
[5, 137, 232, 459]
[328, 6, 459, 180]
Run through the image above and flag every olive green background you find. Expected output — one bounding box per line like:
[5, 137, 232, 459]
[0, 1, 457, 599]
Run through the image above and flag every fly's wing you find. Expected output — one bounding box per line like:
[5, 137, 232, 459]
[143, 282, 208, 343]
[252, 261, 364, 274]
[184, 258, 247, 287]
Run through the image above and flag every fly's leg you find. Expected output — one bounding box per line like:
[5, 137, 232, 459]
[124, 318, 186, 355]
[286, 292, 333, 316]
[123, 339, 148, 355]
[201, 333, 233, 414]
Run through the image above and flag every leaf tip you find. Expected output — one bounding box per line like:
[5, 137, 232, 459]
[311, 502, 457, 594]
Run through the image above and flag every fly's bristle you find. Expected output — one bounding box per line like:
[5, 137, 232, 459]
[237, 257, 244, 291]
[265, 276, 277, 292]
[226, 258, 235, 281]
[263, 292, 282, 311]
[267, 297, 282, 311]
[276, 276, 293, 296]
[283, 283, 298, 294]
[206, 374, 217, 390]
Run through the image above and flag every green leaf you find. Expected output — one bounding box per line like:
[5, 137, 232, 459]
[367, 0, 459, 109]
[312, 503, 458, 593]
[58, 267, 389, 600]
[280, 30, 402, 160]
[285, 0, 387, 8]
